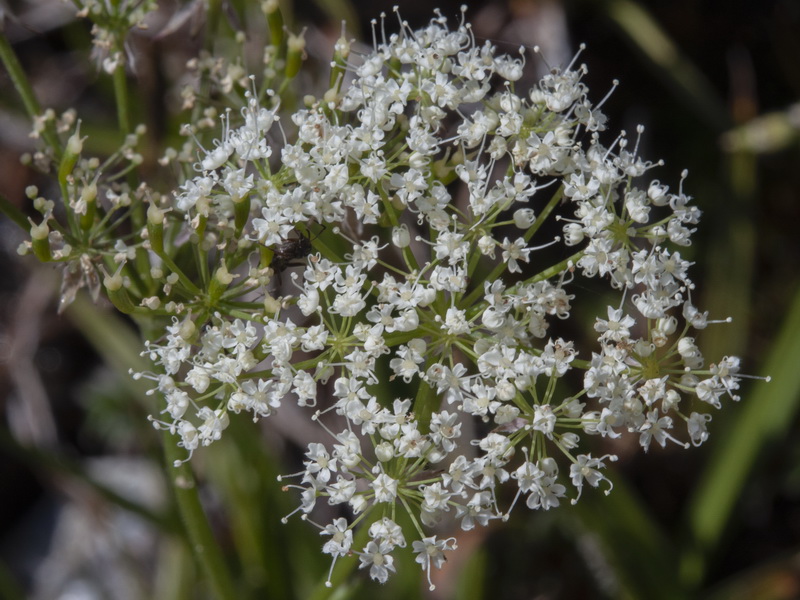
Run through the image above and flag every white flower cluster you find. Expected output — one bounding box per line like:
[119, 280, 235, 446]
[137, 7, 745, 587]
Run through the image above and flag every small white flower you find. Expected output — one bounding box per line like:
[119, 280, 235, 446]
[371, 473, 399, 503]
[359, 541, 396, 584]
[500, 237, 531, 273]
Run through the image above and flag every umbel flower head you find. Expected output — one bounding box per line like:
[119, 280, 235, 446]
[134, 5, 748, 588]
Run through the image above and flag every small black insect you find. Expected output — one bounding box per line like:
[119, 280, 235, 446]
[268, 226, 321, 293]
[270, 229, 313, 274]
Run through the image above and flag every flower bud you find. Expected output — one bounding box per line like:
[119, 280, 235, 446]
[30, 220, 52, 262]
[513, 208, 535, 228]
[678, 336, 704, 369]
[58, 121, 84, 183]
[147, 203, 165, 253]
[408, 338, 427, 356]
[215, 263, 234, 285]
[495, 403, 520, 423]
[179, 318, 197, 342]
[408, 152, 428, 169]
[233, 193, 251, 234]
[677, 336, 698, 358]
[329, 27, 351, 91]
[375, 441, 394, 462]
[322, 87, 339, 106]
[333, 30, 351, 60]
[262, 0, 283, 47]
[495, 380, 517, 402]
[141, 296, 161, 310]
[633, 340, 655, 357]
[648, 180, 669, 206]
[563, 223, 584, 246]
[477, 234, 495, 257]
[104, 270, 137, 314]
[264, 293, 282, 315]
[652, 316, 678, 347]
[79, 181, 97, 230]
[315, 361, 334, 385]
[285, 29, 307, 80]
[208, 263, 235, 304]
[391, 224, 410, 248]
[560, 432, 580, 449]
[656, 316, 678, 336]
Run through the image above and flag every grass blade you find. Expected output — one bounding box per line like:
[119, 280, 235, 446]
[570, 473, 684, 599]
[683, 284, 800, 586]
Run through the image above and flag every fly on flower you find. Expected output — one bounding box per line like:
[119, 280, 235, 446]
[268, 223, 324, 290]
[270, 227, 314, 273]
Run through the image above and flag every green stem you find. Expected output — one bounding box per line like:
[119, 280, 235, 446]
[513, 250, 585, 289]
[0, 32, 63, 160]
[412, 364, 438, 433]
[155, 250, 203, 296]
[110, 53, 148, 235]
[112, 61, 131, 136]
[163, 434, 239, 600]
[524, 185, 564, 243]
